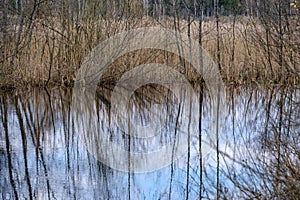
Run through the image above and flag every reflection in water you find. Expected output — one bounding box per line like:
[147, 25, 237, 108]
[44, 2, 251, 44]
[0, 87, 299, 199]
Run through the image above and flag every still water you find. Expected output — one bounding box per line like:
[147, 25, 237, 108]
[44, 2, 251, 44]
[0, 86, 299, 199]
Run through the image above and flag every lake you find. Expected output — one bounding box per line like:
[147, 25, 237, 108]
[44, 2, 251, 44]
[0, 86, 299, 199]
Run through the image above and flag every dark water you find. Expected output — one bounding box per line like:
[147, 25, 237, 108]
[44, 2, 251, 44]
[0, 86, 299, 199]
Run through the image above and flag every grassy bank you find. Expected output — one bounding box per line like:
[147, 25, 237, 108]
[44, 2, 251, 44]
[0, 16, 299, 90]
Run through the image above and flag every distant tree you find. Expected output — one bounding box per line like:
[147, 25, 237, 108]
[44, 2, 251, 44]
[219, 0, 241, 15]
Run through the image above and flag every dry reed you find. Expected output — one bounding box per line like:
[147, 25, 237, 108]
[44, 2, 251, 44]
[0, 16, 299, 90]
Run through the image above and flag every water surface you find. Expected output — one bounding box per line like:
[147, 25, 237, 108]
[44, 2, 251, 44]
[0, 86, 299, 199]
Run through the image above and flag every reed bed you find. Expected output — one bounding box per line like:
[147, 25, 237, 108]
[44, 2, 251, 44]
[1, 16, 299, 90]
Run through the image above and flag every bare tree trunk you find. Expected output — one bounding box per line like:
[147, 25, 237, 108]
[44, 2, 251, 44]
[1, 0, 8, 66]
[197, 0, 204, 198]
[215, 0, 221, 72]
[12, 0, 25, 63]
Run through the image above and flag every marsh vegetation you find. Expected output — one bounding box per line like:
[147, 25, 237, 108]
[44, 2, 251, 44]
[0, 0, 300, 199]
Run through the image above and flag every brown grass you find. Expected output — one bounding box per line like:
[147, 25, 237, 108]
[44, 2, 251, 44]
[0, 16, 299, 90]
